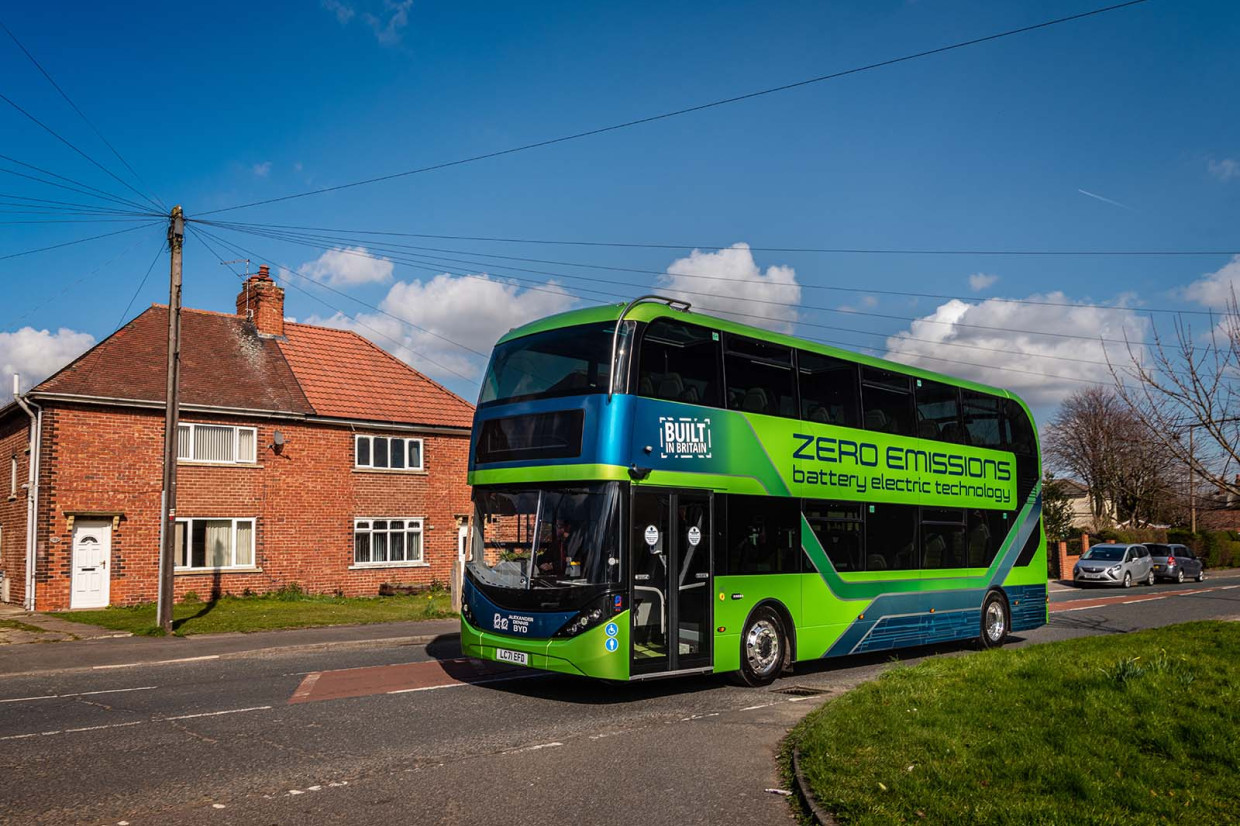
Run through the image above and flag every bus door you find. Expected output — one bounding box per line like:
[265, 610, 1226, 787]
[629, 489, 713, 675]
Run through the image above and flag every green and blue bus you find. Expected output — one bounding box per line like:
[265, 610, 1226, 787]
[461, 296, 1046, 684]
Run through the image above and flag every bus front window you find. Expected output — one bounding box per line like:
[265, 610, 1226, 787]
[469, 483, 621, 589]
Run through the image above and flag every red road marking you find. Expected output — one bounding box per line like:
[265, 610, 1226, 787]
[1051, 585, 1222, 614]
[289, 658, 526, 704]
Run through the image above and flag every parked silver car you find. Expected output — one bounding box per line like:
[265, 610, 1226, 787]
[1073, 543, 1155, 588]
[1146, 543, 1205, 583]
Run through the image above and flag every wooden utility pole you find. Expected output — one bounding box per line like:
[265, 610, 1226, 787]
[157, 206, 184, 634]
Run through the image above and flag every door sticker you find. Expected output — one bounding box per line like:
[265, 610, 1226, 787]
[605, 622, 619, 637]
[644, 525, 659, 546]
[605, 637, 619, 652]
[687, 526, 701, 546]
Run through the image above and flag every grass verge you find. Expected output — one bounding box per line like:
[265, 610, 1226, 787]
[0, 618, 50, 634]
[51, 588, 455, 636]
[790, 621, 1240, 825]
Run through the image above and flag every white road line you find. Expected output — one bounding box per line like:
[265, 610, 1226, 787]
[95, 655, 220, 670]
[64, 721, 143, 734]
[162, 705, 272, 721]
[503, 742, 563, 755]
[387, 672, 545, 695]
[0, 686, 157, 704]
[741, 703, 774, 711]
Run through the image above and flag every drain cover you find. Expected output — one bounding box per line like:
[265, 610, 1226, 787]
[772, 685, 828, 697]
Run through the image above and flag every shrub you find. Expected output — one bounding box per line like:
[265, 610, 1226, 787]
[181, 590, 200, 604]
[271, 582, 307, 601]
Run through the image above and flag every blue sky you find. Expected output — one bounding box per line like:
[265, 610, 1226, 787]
[2, 0, 1238, 419]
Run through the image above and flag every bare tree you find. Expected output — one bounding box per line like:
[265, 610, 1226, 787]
[1112, 291, 1240, 506]
[1044, 386, 1181, 528]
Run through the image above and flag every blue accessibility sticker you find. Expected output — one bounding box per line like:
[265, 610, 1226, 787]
[604, 622, 619, 637]
[605, 637, 619, 653]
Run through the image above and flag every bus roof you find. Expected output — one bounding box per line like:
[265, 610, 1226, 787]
[498, 300, 1033, 413]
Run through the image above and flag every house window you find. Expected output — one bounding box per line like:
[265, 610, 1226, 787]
[354, 518, 424, 566]
[355, 435, 423, 471]
[177, 424, 257, 464]
[9, 454, 16, 497]
[174, 518, 255, 569]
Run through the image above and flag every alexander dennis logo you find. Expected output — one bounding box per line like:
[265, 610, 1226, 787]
[658, 416, 712, 459]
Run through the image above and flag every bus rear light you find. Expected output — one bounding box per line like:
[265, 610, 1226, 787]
[717, 626, 726, 633]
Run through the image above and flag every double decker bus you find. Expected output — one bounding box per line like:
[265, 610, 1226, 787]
[461, 297, 1046, 684]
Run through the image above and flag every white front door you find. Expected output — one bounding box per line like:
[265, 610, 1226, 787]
[70, 519, 112, 609]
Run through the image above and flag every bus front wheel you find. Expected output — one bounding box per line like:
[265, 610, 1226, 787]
[736, 606, 787, 687]
[979, 591, 1008, 649]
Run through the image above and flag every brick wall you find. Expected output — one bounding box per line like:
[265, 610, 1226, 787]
[0, 411, 31, 605]
[34, 402, 471, 610]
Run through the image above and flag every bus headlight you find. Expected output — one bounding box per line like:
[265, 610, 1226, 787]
[554, 595, 613, 638]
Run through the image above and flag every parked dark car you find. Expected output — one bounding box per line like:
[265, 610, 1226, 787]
[1073, 543, 1155, 588]
[1146, 543, 1205, 583]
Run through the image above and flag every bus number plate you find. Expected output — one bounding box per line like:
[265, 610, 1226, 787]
[496, 648, 528, 666]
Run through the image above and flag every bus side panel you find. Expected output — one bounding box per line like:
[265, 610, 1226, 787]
[794, 572, 863, 662]
[711, 573, 802, 673]
[1002, 518, 1049, 633]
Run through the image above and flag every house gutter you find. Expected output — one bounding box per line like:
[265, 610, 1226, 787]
[12, 376, 41, 611]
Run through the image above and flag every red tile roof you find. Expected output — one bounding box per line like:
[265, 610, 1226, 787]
[278, 323, 474, 428]
[35, 306, 474, 428]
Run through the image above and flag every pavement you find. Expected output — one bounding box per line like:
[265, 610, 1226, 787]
[1, 572, 1238, 825]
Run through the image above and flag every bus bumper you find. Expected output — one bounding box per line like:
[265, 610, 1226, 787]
[460, 612, 631, 681]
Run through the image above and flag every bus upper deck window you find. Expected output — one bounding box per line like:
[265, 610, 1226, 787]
[723, 334, 795, 418]
[798, 350, 860, 429]
[637, 319, 722, 408]
[861, 367, 915, 437]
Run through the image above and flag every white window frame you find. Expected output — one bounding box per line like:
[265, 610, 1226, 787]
[354, 434, 424, 472]
[177, 423, 258, 465]
[9, 454, 16, 498]
[174, 517, 257, 571]
[352, 517, 426, 568]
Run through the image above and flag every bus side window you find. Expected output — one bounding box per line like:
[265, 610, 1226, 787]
[724, 495, 800, 574]
[861, 367, 915, 437]
[798, 350, 860, 428]
[914, 379, 962, 443]
[723, 334, 796, 418]
[920, 508, 967, 569]
[804, 500, 864, 572]
[965, 509, 1010, 567]
[1002, 398, 1036, 455]
[864, 503, 919, 571]
[962, 391, 1003, 448]
[637, 318, 722, 407]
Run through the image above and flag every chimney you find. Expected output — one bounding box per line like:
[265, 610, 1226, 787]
[236, 265, 285, 337]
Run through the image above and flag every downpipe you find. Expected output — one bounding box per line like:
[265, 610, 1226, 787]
[12, 375, 41, 612]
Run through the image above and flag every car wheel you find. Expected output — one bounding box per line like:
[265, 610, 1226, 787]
[979, 591, 1008, 649]
[1123, 571, 1132, 588]
[736, 606, 786, 687]
[1146, 570, 1155, 586]
[1196, 569, 1205, 583]
[1176, 569, 1185, 584]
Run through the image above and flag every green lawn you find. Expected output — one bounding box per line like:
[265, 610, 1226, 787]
[51, 589, 455, 636]
[790, 622, 1240, 825]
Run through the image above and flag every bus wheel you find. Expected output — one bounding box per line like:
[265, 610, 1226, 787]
[979, 591, 1008, 650]
[737, 607, 786, 687]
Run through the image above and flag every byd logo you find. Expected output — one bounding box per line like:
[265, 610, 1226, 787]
[658, 416, 712, 459]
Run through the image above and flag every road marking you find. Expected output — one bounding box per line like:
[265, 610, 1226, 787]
[94, 655, 220, 670]
[163, 705, 272, 721]
[0, 686, 156, 704]
[504, 741, 563, 755]
[741, 703, 774, 711]
[64, 721, 143, 734]
[387, 672, 546, 695]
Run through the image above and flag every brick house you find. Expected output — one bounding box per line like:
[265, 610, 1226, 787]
[0, 267, 474, 611]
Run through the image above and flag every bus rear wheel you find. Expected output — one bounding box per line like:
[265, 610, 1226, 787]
[979, 591, 1008, 649]
[736, 606, 786, 687]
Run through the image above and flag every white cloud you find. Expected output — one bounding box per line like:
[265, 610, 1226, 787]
[365, 0, 413, 45]
[883, 293, 1147, 407]
[1208, 158, 1239, 182]
[298, 246, 394, 287]
[657, 243, 800, 334]
[1182, 255, 1240, 308]
[1, 327, 96, 393]
[321, 0, 355, 23]
[308, 273, 576, 382]
[251, 161, 271, 178]
[969, 272, 999, 292]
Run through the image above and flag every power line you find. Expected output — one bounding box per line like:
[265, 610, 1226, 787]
[203, 218, 1240, 259]
[199, 1, 1149, 216]
[204, 220, 1149, 347]
[0, 154, 157, 213]
[188, 226, 483, 382]
[197, 223, 1128, 391]
[0, 221, 161, 263]
[200, 218, 1228, 319]
[0, 18, 166, 211]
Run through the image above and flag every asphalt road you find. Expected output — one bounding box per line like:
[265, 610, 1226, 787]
[2, 572, 1238, 826]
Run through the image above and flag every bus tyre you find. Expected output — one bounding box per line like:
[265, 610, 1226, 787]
[736, 607, 786, 687]
[979, 591, 1008, 650]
